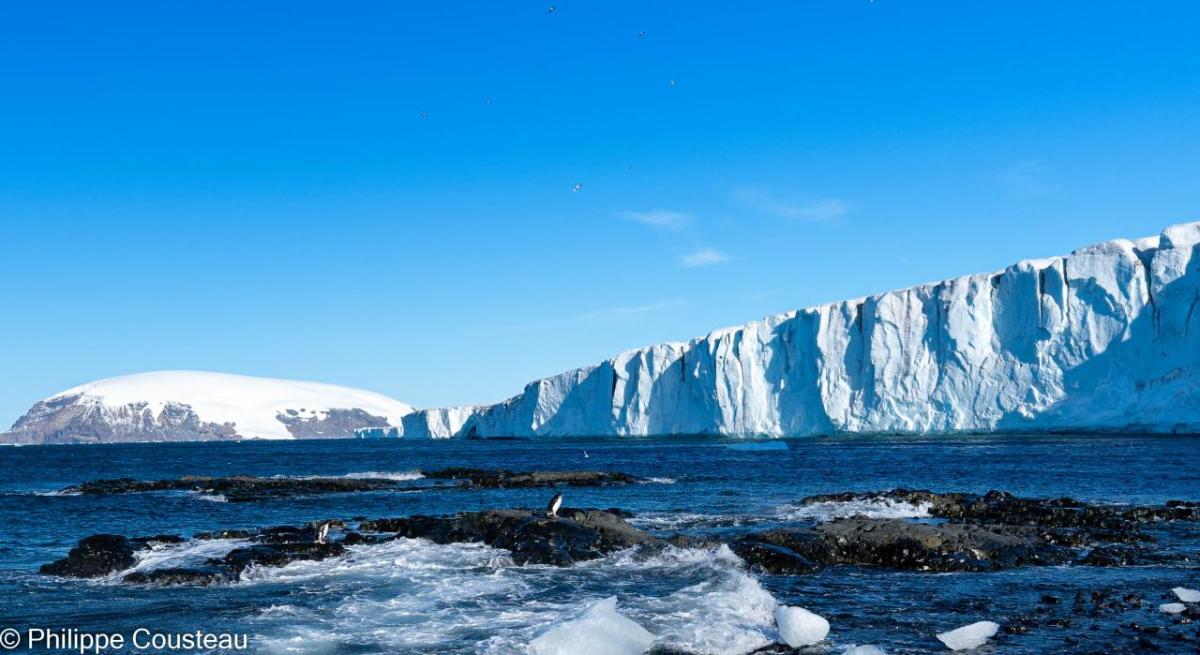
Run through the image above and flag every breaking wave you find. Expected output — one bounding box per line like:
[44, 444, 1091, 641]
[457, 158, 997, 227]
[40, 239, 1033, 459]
[242, 538, 778, 654]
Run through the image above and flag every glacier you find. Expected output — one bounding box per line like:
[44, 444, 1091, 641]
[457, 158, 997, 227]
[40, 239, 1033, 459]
[397, 221, 1200, 438]
[5, 221, 1200, 444]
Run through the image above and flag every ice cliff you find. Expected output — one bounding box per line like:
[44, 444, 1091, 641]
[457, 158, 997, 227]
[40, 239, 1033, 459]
[6, 222, 1199, 443]
[399, 221, 1200, 438]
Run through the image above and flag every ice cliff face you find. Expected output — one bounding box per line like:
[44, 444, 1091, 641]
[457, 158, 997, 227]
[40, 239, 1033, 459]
[7, 222, 1199, 444]
[3, 371, 413, 443]
[399, 221, 1200, 438]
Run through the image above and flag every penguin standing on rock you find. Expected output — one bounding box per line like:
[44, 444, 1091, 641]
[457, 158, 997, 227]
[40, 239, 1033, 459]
[315, 522, 331, 544]
[546, 492, 563, 518]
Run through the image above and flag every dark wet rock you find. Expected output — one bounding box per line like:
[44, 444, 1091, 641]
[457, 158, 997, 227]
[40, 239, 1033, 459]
[363, 507, 656, 565]
[802, 489, 1200, 529]
[69, 475, 407, 502]
[340, 531, 387, 546]
[738, 518, 1072, 573]
[39, 534, 138, 578]
[194, 529, 256, 540]
[130, 534, 186, 546]
[731, 540, 819, 574]
[122, 567, 233, 586]
[422, 468, 640, 488]
[218, 542, 346, 571]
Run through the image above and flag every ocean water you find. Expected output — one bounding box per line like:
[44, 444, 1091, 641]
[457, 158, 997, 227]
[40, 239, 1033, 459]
[0, 435, 1197, 654]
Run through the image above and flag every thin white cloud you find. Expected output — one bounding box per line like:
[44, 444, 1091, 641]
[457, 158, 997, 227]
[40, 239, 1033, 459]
[575, 300, 687, 321]
[679, 248, 730, 268]
[619, 209, 693, 230]
[997, 161, 1057, 199]
[733, 187, 849, 221]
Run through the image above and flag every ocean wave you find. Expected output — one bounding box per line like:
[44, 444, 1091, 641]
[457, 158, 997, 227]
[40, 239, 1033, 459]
[115, 538, 250, 579]
[775, 497, 932, 522]
[248, 538, 779, 654]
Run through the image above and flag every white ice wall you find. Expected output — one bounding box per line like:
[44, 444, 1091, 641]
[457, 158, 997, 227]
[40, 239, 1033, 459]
[404, 222, 1200, 438]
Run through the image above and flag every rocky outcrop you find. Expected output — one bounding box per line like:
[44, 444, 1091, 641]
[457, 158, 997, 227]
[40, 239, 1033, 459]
[401, 222, 1200, 438]
[422, 468, 640, 488]
[734, 490, 1199, 573]
[61, 468, 644, 501]
[40, 508, 654, 582]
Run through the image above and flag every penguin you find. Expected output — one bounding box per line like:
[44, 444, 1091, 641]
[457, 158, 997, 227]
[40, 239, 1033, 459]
[546, 492, 563, 518]
[315, 522, 330, 544]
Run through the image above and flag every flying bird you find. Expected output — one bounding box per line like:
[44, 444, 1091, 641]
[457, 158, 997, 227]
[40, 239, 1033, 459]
[638, 31, 646, 38]
[547, 6, 556, 13]
[669, 79, 677, 87]
[572, 182, 583, 192]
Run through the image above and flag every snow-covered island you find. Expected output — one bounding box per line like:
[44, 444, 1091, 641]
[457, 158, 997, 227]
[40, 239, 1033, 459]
[5, 221, 1199, 444]
[1, 371, 413, 444]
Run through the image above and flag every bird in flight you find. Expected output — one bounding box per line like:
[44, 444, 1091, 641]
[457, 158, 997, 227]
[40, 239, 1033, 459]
[572, 182, 583, 193]
[547, 6, 556, 13]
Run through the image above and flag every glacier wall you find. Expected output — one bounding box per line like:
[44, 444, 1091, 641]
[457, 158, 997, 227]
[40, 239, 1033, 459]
[402, 222, 1200, 438]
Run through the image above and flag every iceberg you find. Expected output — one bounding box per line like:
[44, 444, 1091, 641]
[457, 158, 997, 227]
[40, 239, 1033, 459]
[527, 596, 656, 655]
[774, 605, 829, 647]
[1160, 602, 1186, 614]
[936, 621, 1000, 650]
[399, 221, 1200, 439]
[1173, 587, 1200, 602]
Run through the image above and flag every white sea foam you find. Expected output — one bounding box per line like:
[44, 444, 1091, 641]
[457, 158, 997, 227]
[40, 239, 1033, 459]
[775, 498, 932, 522]
[32, 489, 82, 497]
[340, 470, 424, 481]
[248, 539, 780, 655]
[640, 477, 678, 485]
[629, 497, 930, 532]
[117, 538, 250, 579]
[189, 492, 229, 503]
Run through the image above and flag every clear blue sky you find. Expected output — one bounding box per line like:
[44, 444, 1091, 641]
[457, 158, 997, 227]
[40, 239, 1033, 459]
[2, 1, 1198, 427]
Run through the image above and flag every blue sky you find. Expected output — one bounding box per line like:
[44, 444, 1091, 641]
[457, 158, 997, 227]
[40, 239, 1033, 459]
[2, 1, 1199, 426]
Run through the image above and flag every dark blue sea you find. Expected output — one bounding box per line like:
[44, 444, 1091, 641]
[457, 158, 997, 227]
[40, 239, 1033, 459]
[1, 435, 1197, 654]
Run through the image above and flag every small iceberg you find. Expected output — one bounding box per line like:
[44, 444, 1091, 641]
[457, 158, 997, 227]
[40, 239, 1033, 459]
[936, 621, 999, 651]
[1173, 587, 1200, 603]
[1160, 602, 1187, 614]
[528, 597, 656, 655]
[843, 646, 888, 655]
[774, 605, 829, 647]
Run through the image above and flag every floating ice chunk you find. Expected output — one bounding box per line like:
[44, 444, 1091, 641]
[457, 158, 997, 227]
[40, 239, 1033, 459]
[774, 605, 829, 647]
[936, 621, 1000, 651]
[1160, 602, 1187, 614]
[1173, 587, 1200, 602]
[842, 646, 888, 655]
[528, 597, 656, 655]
